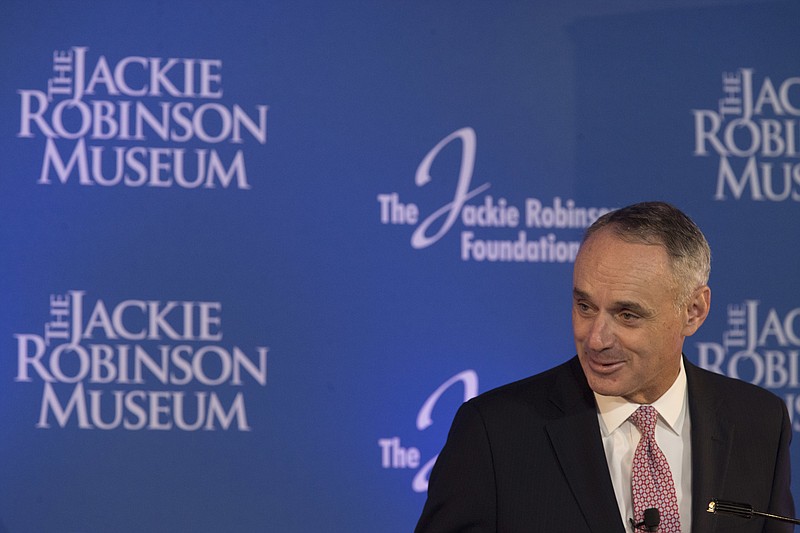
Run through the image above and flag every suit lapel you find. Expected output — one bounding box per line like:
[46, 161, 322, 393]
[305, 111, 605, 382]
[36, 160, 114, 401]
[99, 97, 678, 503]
[685, 359, 735, 533]
[544, 358, 627, 533]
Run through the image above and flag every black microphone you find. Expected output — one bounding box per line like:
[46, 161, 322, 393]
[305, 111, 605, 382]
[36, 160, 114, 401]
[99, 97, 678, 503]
[629, 507, 660, 531]
[707, 498, 800, 526]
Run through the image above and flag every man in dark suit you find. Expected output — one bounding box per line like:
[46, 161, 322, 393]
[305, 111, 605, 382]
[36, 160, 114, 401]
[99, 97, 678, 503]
[415, 202, 794, 532]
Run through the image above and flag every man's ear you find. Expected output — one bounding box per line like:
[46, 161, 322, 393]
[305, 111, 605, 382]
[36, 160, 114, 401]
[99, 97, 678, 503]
[682, 285, 711, 337]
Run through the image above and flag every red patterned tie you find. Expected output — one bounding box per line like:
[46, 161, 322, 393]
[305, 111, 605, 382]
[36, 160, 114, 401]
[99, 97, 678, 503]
[629, 406, 681, 532]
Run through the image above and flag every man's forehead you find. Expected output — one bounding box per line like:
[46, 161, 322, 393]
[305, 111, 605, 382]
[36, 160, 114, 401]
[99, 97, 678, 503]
[576, 230, 671, 275]
[572, 246, 677, 313]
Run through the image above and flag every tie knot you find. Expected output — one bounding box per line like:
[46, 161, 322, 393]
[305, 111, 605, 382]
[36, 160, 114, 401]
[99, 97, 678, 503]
[630, 405, 658, 437]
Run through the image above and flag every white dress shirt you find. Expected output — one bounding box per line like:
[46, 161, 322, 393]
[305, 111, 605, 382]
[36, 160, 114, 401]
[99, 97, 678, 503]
[594, 359, 692, 532]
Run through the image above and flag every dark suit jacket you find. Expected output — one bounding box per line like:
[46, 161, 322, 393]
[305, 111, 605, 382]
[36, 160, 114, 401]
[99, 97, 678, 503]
[415, 356, 794, 532]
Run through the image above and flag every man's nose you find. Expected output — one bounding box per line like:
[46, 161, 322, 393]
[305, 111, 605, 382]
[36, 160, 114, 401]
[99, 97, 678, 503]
[586, 314, 613, 351]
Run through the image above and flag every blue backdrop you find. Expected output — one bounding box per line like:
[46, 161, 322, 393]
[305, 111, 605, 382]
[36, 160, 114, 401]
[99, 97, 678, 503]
[2, 1, 800, 531]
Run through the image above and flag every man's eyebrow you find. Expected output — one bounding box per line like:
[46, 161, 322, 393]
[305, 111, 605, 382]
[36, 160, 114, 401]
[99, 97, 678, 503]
[572, 288, 590, 300]
[613, 300, 652, 316]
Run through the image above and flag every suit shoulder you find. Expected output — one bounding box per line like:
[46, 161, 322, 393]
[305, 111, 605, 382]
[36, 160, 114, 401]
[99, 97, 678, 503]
[465, 357, 581, 413]
[687, 361, 787, 412]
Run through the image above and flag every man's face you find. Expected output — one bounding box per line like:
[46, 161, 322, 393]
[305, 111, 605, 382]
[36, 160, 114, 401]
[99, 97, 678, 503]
[572, 229, 702, 404]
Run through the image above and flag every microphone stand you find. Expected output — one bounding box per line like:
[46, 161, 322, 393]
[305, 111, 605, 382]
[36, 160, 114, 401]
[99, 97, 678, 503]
[707, 499, 800, 526]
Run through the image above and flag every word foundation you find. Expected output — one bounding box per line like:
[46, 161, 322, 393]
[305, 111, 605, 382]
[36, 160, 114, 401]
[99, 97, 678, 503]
[461, 231, 580, 263]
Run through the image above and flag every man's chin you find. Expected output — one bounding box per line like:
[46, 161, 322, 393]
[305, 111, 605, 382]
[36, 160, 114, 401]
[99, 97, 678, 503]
[584, 373, 628, 398]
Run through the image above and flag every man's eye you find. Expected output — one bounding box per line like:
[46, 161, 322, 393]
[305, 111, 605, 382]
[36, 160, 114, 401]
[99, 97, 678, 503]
[620, 312, 639, 321]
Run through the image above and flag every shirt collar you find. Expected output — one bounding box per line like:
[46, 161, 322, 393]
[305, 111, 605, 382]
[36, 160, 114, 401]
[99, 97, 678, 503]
[594, 357, 688, 436]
